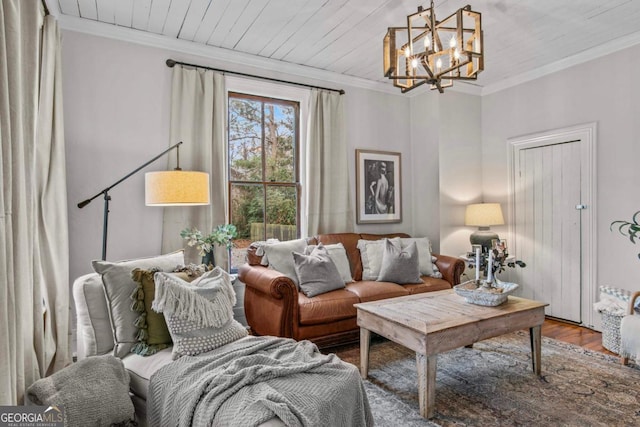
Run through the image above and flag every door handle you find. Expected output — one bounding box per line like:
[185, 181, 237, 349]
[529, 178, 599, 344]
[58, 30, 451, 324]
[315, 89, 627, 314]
[575, 204, 587, 210]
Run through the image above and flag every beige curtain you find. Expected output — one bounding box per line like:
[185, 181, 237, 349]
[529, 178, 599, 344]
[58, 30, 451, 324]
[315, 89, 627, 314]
[306, 89, 353, 234]
[0, 2, 70, 405]
[161, 66, 228, 267]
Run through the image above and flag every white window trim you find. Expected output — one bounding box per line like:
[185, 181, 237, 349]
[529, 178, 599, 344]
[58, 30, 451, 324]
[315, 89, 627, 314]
[225, 76, 310, 237]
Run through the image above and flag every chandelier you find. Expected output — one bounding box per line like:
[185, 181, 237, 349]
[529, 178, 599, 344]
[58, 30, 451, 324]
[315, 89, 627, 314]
[383, 1, 484, 93]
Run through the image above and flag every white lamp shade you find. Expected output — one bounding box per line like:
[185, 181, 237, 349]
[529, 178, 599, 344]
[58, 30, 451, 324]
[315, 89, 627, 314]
[145, 171, 210, 206]
[465, 203, 504, 227]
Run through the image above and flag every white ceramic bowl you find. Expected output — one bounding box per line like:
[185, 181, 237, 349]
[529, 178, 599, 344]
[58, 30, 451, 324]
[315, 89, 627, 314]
[453, 280, 519, 306]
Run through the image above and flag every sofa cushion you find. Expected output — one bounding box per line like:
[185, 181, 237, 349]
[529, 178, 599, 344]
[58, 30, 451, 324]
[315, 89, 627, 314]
[293, 244, 345, 297]
[92, 251, 185, 358]
[378, 240, 423, 284]
[345, 281, 409, 303]
[73, 273, 116, 358]
[298, 289, 360, 326]
[122, 347, 174, 399]
[403, 276, 452, 294]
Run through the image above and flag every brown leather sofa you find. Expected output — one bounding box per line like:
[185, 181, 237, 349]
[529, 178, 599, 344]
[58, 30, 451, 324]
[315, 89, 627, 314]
[238, 232, 465, 348]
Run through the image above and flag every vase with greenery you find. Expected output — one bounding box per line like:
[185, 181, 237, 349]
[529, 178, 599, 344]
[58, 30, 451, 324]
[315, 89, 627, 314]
[610, 210, 640, 259]
[465, 247, 526, 283]
[180, 224, 238, 267]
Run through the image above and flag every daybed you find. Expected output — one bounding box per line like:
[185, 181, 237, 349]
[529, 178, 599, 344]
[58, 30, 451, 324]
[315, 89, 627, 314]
[73, 254, 372, 427]
[239, 232, 465, 348]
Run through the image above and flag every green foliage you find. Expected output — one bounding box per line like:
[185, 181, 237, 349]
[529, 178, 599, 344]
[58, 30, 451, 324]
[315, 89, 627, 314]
[610, 210, 640, 259]
[180, 224, 238, 256]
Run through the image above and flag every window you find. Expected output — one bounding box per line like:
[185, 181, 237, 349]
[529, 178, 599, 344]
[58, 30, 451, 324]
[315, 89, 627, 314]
[227, 92, 300, 271]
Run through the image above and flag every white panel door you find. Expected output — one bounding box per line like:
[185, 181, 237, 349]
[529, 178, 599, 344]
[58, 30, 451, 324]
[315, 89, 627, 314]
[515, 141, 582, 322]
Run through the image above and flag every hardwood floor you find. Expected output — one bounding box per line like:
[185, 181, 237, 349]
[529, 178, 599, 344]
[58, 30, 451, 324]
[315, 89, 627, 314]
[542, 317, 616, 356]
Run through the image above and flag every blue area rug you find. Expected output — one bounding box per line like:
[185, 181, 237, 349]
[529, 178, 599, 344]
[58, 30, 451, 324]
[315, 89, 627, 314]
[360, 331, 640, 426]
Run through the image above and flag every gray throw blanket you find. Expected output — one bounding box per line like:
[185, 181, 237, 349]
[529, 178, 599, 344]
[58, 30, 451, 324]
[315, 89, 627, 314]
[147, 336, 373, 427]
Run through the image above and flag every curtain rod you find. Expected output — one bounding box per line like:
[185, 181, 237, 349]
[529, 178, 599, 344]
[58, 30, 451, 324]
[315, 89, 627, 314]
[165, 59, 345, 95]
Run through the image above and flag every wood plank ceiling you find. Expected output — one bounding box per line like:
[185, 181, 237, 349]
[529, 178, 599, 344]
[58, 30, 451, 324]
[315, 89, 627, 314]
[53, 0, 640, 91]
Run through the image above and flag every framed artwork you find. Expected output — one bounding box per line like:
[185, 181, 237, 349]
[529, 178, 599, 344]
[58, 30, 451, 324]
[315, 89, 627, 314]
[356, 149, 402, 224]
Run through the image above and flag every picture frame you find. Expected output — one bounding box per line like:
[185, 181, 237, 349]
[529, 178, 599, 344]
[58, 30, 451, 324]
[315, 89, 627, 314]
[356, 149, 402, 224]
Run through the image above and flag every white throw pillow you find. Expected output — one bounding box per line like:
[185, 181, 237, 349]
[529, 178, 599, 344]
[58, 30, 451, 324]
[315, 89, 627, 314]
[357, 238, 401, 280]
[431, 255, 443, 279]
[153, 268, 248, 359]
[305, 243, 353, 284]
[92, 250, 185, 358]
[262, 238, 307, 285]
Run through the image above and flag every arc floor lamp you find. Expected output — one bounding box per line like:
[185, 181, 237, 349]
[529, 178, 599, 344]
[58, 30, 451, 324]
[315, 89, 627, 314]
[77, 141, 210, 260]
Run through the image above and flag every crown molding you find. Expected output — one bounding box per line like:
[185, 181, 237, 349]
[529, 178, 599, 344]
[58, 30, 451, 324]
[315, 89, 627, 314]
[56, 14, 481, 98]
[57, 15, 404, 96]
[482, 29, 640, 96]
[55, 9, 640, 99]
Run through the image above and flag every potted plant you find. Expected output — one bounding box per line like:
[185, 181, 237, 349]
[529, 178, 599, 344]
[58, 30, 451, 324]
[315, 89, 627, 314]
[611, 210, 640, 259]
[180, 224, 238, 267]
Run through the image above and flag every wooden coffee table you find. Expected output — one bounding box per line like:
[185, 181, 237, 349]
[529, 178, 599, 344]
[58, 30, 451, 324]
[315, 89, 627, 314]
[356, 289, 548, 419]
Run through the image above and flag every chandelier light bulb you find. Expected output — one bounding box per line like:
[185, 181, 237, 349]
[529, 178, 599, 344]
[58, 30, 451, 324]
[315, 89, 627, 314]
[383, 2, 483, 93]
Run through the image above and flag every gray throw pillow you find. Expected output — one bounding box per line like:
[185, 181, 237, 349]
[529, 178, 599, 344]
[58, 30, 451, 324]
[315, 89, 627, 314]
[92, 251, 185, 358]
[304, 242, 353, 283]
[398, 237, 434, 276]
[377, 239, 423, 284]
[26, 354, 134, 426]
[293, 244, 346, 298]
[357, 238, 402, 280]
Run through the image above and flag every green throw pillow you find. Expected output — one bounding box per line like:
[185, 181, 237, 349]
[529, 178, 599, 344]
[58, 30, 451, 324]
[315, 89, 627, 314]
[130, 269, 196, 356]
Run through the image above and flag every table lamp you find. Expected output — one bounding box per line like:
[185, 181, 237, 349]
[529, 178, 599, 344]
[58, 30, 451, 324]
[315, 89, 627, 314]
[465, 203, 504, 252]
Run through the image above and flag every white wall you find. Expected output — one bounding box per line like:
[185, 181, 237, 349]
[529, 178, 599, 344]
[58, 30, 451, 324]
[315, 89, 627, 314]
[348, 88, 414, 236]
[438, 91, 482, 257]
[481, 44, 640, 295]
[62, 30, 416, 286]
[408, 90, 482, 255]
[409, 92, 441, 252]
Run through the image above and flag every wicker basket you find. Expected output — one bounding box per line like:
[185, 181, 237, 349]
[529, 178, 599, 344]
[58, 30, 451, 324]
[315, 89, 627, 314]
[600, 310, 624, 354]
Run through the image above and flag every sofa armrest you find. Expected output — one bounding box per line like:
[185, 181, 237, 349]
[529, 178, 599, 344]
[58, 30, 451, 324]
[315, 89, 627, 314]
[238, 264, 299, 338]
[433, 254, 465, 287]
[629, 291, 640, 315]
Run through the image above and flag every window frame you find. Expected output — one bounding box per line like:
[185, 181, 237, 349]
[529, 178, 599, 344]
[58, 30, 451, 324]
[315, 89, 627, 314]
[227, 91, 302, 244]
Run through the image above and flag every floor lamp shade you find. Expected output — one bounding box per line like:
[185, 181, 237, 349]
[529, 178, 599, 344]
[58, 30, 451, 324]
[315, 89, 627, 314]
[145, 171, 210, 206]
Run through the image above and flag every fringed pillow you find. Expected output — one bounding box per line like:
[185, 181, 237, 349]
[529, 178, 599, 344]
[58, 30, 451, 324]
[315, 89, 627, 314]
[153, 267, 248, 360]
[130, 264, 207, 356]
